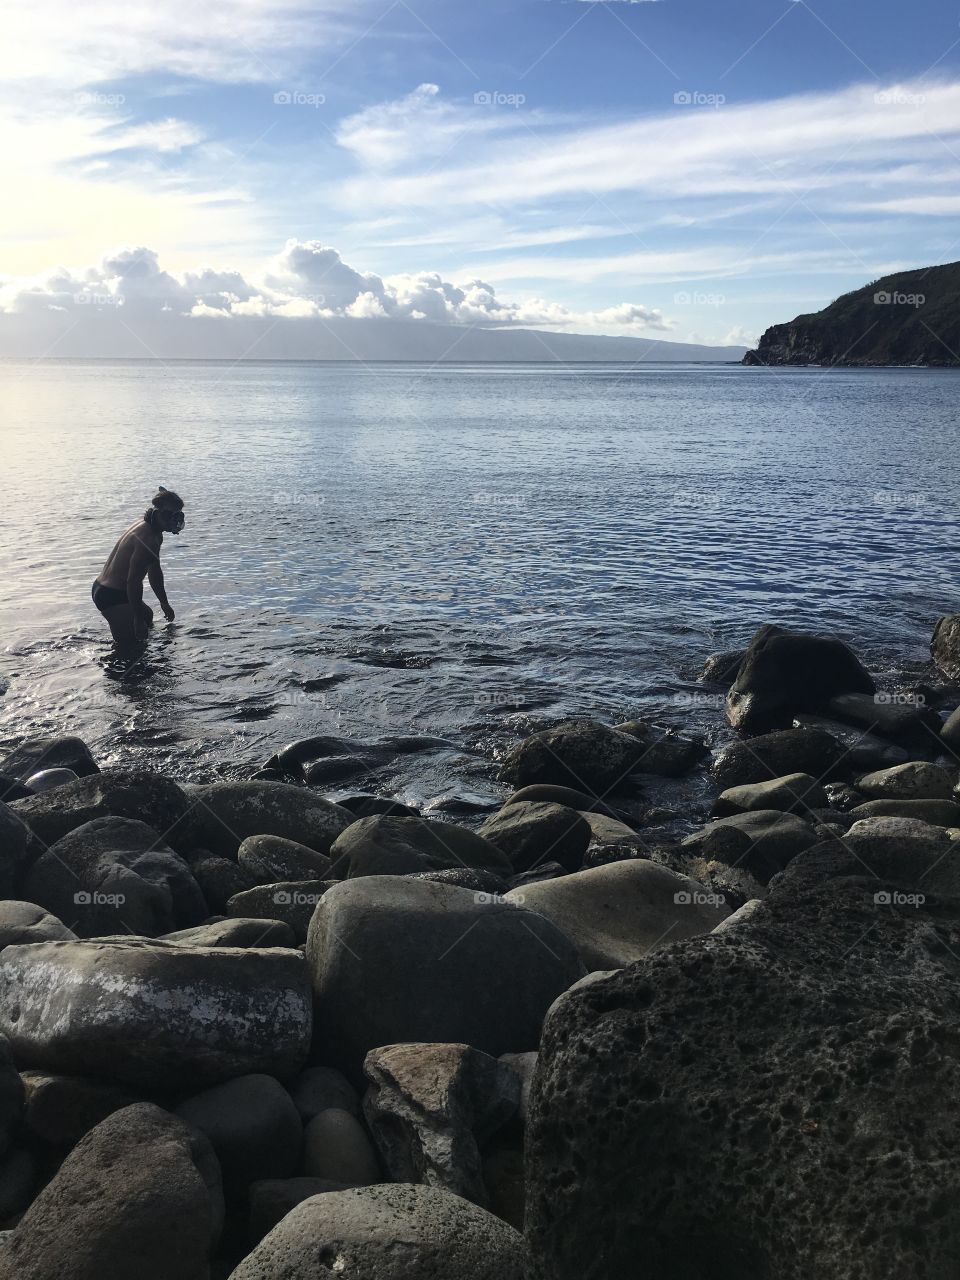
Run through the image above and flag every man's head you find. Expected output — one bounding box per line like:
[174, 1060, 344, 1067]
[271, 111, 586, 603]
[145, 486, 185, 534]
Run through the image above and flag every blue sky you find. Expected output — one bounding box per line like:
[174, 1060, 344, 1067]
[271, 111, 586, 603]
[4, 0, 960, 346]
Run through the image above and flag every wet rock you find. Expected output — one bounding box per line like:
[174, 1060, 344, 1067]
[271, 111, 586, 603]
[506, 861, 729, 969]
[306, 877, 584, 1079]
[237, 835, 332, 884]
[932, 614, 960, 682]
[189, 782, 352, 858]
[363, 1043, 518, 1205]
[328, 815, 512, 880]
[0, 939, 312, 1090]
[335, 795, 421, 819]
[303, 758, 371, 786]
[848, 797, 960, 827]
[498, 721, 644, 792]
[725, 625, 875, 733]
[164, 917, 296, 948]
[0, 1104, 222, 1280]
[478, 803, 589, 874]
[679, 823, 752, 865]
[176, 1074, 302, 1198]
[698, 648, 746, 687]
[823, 781, 865, 811]
[504, 784, 621, 817]
[275, 735, 363, 772]
[301, 1108, 381, 1185]
[21, 1071, 138, 1147]
[193, 855, 257, 915]
[226, 882, 331, 943]
[711, 727, 844, 789]
[0, 901, 75, 950]
[856, 761, 956, 801]
[615, 721, 708, 777]
[248, 1178, 353, 1245]
[0, 736, 99, 782]
[943, 706, 960, 751]
[843, 815, 954, 862]
[289, 1066, 360, 1122]
[11, 770, 189, 851]
[525, 861, 960, 1280]
[23, 816, 206, 938]
[714, 772, 828, 816]
[579, 811, 648, 852]
[825, 692, 941, 744]
[795, 713, 913, 770]
[24, 767, 79, 793]
[228, 1183, 526, 1280]
[694, 810, 819, 883]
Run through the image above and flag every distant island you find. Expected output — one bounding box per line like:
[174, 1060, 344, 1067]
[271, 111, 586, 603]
[743, 261, 960, 367]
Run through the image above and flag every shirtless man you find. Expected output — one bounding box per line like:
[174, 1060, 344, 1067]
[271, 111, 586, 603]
[92, 488, 185, 644]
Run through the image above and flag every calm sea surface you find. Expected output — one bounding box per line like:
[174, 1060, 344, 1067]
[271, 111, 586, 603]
[1, 360, 958, 811]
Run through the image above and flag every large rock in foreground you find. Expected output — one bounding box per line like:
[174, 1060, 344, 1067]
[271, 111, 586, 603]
[504, 861, 729, 969]
[932, 614, 960, 682]
[498, 721, 644, 793]
[0, 1103, 222, 1280]
[526, 854, 960, 1280]
[228, 1183, 526, 1280]
[189, 782, 352, 857]
[0, 940, 311, 1089]
[307, 877, 584, 1077]
[726, 625, 875, 733]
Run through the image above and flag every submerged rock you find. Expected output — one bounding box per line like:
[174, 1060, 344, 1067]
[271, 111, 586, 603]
[306, 876, 584, 1078]
[726, 625, 875, 733]
[0, 1103, 222, 1280]
[363, 1042, 519, 1205]
[0, 939, 312, 1089]
[228, 1183, 526, 1280]
[505, 861, 729, 969]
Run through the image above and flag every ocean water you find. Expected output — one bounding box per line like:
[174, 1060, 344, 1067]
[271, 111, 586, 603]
[1, 359, 959, 813]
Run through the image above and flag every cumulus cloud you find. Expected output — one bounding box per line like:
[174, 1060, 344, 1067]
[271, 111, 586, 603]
[0, 239, 674, 334]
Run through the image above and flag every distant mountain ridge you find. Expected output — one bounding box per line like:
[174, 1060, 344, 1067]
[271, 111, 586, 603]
[0, 310, 746, 363]
[743, 262, 960, 367]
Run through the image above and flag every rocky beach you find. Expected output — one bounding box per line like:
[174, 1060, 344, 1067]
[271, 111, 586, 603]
[0, 615, 956, 1277]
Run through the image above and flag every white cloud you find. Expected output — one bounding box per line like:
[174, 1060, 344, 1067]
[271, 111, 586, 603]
[0, 240, 675, 334]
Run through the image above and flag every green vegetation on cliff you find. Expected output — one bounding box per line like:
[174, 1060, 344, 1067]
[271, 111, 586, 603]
[743, 261, 960, 366]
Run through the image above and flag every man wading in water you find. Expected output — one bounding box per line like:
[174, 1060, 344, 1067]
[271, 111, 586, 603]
[91, 488, 185, 644]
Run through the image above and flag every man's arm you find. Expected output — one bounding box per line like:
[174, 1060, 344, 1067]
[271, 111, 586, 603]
[148, 561, 175, 621]
[126, 538, 157, 639]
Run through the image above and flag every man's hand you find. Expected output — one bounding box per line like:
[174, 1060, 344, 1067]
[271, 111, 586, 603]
[161, 603, 176, 622]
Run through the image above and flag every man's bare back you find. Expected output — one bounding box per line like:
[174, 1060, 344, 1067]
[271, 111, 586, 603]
[92, 489, 185, 645]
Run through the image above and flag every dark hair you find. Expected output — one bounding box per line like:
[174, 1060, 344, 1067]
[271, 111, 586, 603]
[144, 486, 184, 523]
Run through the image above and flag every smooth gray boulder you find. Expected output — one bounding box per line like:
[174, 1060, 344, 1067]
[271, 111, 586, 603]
[498, 721, 644, 792]
[176, 1074, 302, 1198]
[715, 772, 827, 816]
[0, 939, 312, 1089]
[0, 901, 75, 950]
[328, 815, 512, 880]
[505, 861, 729, 969]
[579, 811, 647, 852]
[301, 1108, 381, 1184]
[188, 782, 352, 858]
[306, 877, 584, 1078]
[23, 816, 207, 938]
[24, 768, 79, 793]
[238, 835, 332, 884]
[228, 1183, 526, 1280]
[856, 761, 955, 801]
[0, 736, 99, 782]
[725, 625, 875, 732]
[848, 798, 960, 827]
[164, 917, 296, 948]
[10, 769, 189, 850]
[0, 1103, 222, 1280]
[363, 1043, 518, 1206]
[478, 802, 590, 873]
[504, 785, 620, 817]
[711, 727, 844, 789]
[227, 881, 331, 943]
[695, 810, 818, 883]
[932, 614, 960, 682]
[826, 691, 941, 743]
